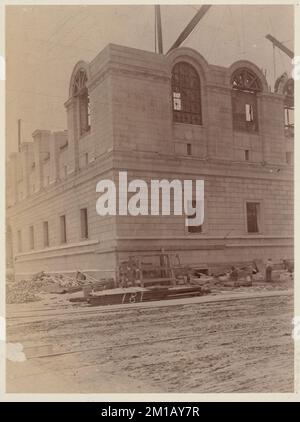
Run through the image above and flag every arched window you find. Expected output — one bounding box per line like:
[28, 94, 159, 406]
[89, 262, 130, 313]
[72, 69, 90, 136]
[283, 78, 294, 136]
[231, 68, 262, 132]
[171, 62, 202, 125]
[275, 74, 294, 137]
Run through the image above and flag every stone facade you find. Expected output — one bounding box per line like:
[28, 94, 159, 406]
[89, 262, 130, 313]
[6, 44, 294, 281]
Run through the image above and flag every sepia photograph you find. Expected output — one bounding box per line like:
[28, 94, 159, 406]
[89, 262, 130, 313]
[2, 2, 296, 396]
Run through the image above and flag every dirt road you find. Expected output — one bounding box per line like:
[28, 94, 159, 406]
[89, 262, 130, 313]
[6, 292, 294, 393]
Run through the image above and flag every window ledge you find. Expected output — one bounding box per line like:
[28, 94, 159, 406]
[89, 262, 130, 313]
[15, 239, 99, 258]
[173, 122, 204, 128]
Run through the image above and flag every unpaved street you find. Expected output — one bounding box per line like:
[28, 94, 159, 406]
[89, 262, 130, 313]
[6, 292, 294, 393]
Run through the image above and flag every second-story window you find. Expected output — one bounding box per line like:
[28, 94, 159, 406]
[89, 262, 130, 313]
[171, 62, 202, 125]
[72, 69, 90, 136]
[231, 68, 262, 132]
[283, 78, 294, 137]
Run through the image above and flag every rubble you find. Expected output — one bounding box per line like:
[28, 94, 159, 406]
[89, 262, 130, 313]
[6, 277, 55, 304]
[6, 270, 117, 304]
[279, 271, 293, 282]
[6, 272, 80, 304]
[190, 274, 215, 286]
[188, 261, 293, 293]
[253, 272, 264, 282]
[6, 259, 294, 305]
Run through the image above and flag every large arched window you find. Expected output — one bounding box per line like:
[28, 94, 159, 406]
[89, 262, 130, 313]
[283, 78, 294, 136]
[231, 68, 262, 132]
[72, 69, 90, 136]
[171, 62, 202, 125]
[274, 73, 294, 137]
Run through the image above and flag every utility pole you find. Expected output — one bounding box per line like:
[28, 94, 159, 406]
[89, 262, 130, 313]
[155, 5, 163, 54]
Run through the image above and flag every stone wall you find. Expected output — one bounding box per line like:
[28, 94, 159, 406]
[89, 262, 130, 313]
[6, 44, 293, 280]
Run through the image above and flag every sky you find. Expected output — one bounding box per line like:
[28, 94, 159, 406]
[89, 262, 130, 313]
[6, 4, 294, 156]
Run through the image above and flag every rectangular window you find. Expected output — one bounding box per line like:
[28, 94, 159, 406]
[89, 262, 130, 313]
[60, 215, 67, 244]
[246, 202, 260, 233]
[245, 150, 249, 161]
[29, 226, 34, 249]
[64, 165, 68, 178]
[17, 230, 22, 253]
[80, 208, 89, 239]
[187, 143, 192, 156]
[84, 152, 89, 166]
[43, 221, 49, 247]
[187, 200, 202, 234]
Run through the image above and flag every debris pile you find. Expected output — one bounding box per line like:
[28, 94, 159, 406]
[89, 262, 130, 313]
[6, 271, 80, 304]
[189, 261, 293, 292]
[6, 276, 55, 304]
[6, 258, 293, 305]
[30, 271, 81, 288]
[6, 271, 115, 304]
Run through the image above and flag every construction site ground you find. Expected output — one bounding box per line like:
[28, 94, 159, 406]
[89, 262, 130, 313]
[6, 288, 294, 393]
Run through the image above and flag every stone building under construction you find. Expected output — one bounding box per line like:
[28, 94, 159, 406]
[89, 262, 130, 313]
[6, 44, 294, 281]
